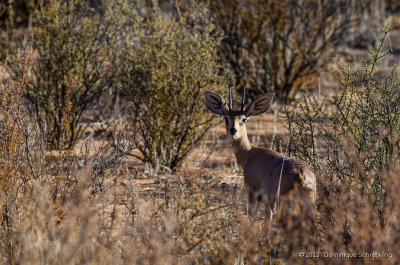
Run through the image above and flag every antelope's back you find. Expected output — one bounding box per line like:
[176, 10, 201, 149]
[245, 147, 316, 197]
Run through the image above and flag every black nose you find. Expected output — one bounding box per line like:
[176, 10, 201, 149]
[230, 127, 237, 135]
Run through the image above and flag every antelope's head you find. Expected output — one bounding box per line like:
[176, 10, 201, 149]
[204, 88, 275, 140]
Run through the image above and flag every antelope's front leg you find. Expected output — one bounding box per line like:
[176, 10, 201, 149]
[247, 191, 260, 221]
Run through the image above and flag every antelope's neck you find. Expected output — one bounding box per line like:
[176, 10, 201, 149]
[231, 134, 252, 169]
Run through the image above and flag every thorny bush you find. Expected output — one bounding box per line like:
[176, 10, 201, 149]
[285, 23, 400, 212]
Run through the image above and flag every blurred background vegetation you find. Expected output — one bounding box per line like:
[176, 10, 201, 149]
[1, 0, 400, 264]
[2, 0, 400, 101]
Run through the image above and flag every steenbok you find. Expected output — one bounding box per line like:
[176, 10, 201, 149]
[204, 88, 316, 219]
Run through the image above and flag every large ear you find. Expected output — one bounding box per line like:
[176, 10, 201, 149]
[244, 93, 275, 117]
[204, 91, 228, 116]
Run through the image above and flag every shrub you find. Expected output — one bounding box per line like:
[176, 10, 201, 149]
[0, 49, 47, 261]
[116, 2, 225, 173]
[7, 0, 118, 149]
[0, 53, 27, 192]
[0, 53, 128, 262]
[211, 0, 371, 101]
[284, 23, 400, 205]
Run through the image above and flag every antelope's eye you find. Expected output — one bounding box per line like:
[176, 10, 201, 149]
[240, 118, 247, 125]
